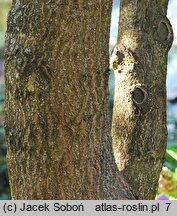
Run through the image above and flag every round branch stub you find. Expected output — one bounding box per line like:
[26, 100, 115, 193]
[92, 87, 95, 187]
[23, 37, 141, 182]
[157, 18, 173, 49]
[132, 85, 148, 107]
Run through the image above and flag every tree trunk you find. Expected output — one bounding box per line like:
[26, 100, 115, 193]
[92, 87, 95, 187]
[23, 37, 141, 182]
[112, 0, 173, 199]
[5, 1, 134, 200]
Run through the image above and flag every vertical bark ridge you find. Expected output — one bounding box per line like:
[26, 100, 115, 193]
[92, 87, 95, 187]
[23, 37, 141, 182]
[5, 0, 134, 199]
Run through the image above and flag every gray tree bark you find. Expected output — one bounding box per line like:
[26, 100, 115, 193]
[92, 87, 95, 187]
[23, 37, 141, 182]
[112, 0, 173, 199]
[5, 1, 134, 199]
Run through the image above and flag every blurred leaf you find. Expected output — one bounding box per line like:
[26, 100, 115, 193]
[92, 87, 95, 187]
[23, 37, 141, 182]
[167, 148, 177, 161]
[158, 167, 177, 198]
[165, 148, 177, 171]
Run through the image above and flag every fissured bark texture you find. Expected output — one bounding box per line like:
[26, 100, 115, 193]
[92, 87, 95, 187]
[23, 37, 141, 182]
[5, 1, 134, 199]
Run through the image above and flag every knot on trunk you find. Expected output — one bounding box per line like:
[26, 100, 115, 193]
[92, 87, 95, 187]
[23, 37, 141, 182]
[131, 85, 148, 107]
[157, 18, 173, 49]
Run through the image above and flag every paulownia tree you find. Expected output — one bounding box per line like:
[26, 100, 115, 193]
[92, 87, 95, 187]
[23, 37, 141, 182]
[5, 0, 173, 199]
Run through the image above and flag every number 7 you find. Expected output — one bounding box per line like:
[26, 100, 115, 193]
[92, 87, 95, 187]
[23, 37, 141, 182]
[165, 203, 171, 211]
